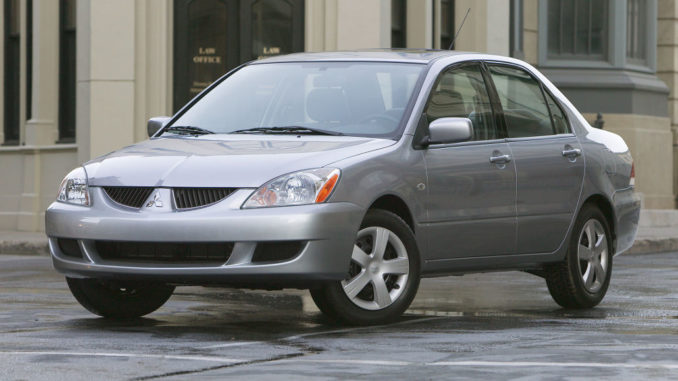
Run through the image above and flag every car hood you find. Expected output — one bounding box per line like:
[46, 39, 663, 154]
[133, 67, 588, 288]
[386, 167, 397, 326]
[85, 135, 396, 187]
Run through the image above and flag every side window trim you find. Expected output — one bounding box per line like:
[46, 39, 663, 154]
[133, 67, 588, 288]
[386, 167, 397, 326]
[479, 62, 508, 139]
[537, 81, 558, 135]
[541, 86, 572, 134]
[484, 61, 571, 139]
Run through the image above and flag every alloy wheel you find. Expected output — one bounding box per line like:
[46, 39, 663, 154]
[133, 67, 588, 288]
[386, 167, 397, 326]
[341, 226, 410, 310]
[577, 219, 609, 293]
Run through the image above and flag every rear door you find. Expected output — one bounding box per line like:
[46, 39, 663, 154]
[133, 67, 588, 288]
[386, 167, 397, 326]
[421, 63, 517, 259]
[485, 64, 584, 254]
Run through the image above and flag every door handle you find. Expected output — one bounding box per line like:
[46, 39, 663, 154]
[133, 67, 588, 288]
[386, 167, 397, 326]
[562, 148, 582, 157]
[489, 154, 512, 164]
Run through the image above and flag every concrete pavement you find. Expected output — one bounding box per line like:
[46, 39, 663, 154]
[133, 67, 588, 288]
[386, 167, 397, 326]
[1, 252, 677, 380]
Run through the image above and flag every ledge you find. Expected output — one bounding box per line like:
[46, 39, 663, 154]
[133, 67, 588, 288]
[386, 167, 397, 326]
[540, 68, 669, 117]
[0, 143, 78, 153]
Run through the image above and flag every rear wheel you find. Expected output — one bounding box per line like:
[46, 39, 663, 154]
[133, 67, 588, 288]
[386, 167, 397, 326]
[545, 205, 612, 308]
[66, 277, 175, 319]
[311, 209, 421, 325]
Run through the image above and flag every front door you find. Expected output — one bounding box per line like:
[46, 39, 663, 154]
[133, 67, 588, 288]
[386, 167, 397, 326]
[173, 0, 304, 111]
[486, 64, 585, 254]
[422, 64, 517, 260]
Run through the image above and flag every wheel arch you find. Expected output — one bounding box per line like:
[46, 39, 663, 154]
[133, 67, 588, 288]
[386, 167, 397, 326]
[368, 194, 415, 233]
[580, 194, 617, 253]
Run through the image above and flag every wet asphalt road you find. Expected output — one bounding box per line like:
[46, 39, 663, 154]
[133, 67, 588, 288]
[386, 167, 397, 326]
[1, 252, 677, 380]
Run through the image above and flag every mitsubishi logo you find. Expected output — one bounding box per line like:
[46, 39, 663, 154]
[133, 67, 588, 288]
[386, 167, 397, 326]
[146, 192, 164, 208]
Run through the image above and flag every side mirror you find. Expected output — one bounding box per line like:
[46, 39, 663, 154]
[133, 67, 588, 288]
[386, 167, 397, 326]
[427, 117, 473, 145]
[147, 116, 171, 137]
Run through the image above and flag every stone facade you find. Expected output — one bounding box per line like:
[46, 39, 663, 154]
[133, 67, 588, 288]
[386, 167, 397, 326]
[0, 0, 674, 232]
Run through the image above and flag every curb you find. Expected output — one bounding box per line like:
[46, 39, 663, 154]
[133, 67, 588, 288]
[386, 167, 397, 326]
[0, 239, 49, 256]
[625, 238, 678, 255]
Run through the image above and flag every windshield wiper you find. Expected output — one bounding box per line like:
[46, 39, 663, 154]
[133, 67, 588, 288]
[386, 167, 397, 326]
[163, 125, 215, 136]
[230, 126, 343, 136]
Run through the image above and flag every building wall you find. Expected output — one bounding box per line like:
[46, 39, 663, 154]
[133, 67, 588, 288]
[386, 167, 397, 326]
[0, 0, 675, 232]
[657, 0, 678, 208]
[527, 0, 673, 209]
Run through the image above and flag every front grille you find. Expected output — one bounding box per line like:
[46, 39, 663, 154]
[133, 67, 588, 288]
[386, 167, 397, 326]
[103, 187, 154, 208]
[173, 188, 236, 209]
[95, 241, 234, 264]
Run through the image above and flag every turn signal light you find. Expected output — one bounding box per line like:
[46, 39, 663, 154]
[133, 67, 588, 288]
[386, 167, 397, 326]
[315, 173, 339, 203]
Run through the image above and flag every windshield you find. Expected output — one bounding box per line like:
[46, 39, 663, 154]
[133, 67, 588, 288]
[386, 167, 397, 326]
[167, 62, 425, 138]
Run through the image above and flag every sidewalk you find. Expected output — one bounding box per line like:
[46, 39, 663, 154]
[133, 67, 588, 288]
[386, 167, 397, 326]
[2, 209, 677, 256]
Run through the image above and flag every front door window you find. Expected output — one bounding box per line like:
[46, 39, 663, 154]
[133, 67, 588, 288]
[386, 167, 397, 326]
[424, 64, 498, 141]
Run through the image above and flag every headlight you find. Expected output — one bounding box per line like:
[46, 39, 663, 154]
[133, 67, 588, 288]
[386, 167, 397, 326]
[243, 168, 340, 208]
[56, 167, 91, 206]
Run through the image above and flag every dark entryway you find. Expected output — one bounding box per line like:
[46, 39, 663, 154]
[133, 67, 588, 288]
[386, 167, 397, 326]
[173, 0, 304, 111]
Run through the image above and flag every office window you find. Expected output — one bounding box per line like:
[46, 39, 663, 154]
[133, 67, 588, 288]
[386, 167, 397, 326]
[391, 0, 406, 48]
[547, 0, 608, 60]
[626, 0, 647, 64]
[440, 0, 454, 49]
[4, 0, 20, 145]
[59, 0, 76, 142]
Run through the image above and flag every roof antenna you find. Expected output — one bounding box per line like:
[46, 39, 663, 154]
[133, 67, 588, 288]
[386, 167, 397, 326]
[449, 8, 470, 50]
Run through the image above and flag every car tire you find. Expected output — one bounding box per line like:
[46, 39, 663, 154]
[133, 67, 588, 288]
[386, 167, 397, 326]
[544, 204, 613, 309]
[66, 277, 175, 319]
[310, 209, 421, 325]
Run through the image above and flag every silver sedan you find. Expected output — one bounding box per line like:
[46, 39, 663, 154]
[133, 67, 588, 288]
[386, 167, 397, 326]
[46, 50, 640, 325]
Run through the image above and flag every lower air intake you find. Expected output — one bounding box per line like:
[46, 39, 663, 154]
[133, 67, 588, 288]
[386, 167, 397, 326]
[95, 241, 234, 264]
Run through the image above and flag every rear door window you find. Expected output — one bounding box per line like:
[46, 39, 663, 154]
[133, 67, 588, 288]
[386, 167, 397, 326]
[487, 65, 555, 138]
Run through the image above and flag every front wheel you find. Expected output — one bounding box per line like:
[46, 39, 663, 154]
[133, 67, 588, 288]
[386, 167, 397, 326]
[66, 277, 175, 319]
[311, 209, 421, 325]
[544, 205, 613, 308]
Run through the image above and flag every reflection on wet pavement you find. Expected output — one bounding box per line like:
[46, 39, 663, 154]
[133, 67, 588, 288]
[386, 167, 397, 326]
[0, 252, 677, 380]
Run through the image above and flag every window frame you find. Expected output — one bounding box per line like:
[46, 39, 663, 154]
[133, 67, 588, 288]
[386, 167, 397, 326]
[538, 0, 656, 73]
[483, 61, 573, 140]
[3, 0, 21, 146]
[414, 61, 506, 149]
[391, 0, 407, 48]
[58, 0, 77, 143]
[624, 0, 655, 71]
[440, 0, 455, 50]
[510, 0, 524, 59]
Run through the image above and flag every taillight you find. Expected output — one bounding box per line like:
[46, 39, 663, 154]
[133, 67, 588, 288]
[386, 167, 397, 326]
[630, 163, 635, 186]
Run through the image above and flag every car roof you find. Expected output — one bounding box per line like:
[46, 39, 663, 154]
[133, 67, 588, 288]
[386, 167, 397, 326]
[252, 49, 503, 64]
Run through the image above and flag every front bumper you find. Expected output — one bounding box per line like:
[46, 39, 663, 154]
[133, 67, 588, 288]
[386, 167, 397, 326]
[45, 187, 364, 286]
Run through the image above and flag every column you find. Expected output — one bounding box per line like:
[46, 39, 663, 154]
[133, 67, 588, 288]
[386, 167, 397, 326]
[453, 0, 509, 55]
[335, 0, 390, 49]
[24, 0, 60, 145]
[76, 0, 136, 163]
